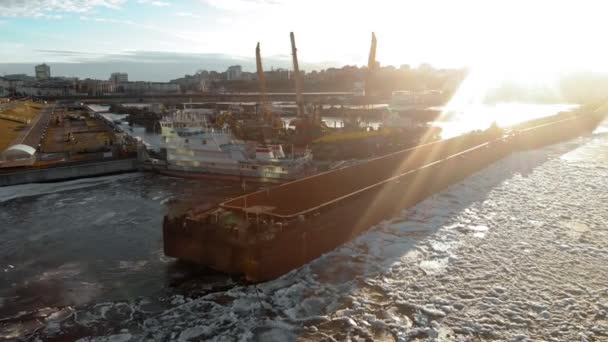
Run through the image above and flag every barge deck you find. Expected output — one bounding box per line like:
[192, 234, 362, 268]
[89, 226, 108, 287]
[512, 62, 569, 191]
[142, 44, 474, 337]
[164, 109, 606, 281]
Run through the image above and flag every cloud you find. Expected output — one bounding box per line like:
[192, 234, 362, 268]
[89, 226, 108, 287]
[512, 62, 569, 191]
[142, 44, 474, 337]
[175, 12, 202, 18]
[79, 15, 135, 25]
[0, 50, 341, 81]
[31, 50, 337, 70]
[137, 0, 170, 7]
[202, 0, 284, 11]
[35, 49, 109, 59]
[0, 0, 127, 18]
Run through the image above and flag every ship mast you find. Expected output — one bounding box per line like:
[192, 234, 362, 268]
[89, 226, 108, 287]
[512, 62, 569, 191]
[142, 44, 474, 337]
[290, 32, 305, 117]
[365, 32, 377, 99]
[256, 42, 270, 122]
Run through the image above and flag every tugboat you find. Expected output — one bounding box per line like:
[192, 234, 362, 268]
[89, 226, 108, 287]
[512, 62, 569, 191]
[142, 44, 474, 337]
[153, 111, 315, 183]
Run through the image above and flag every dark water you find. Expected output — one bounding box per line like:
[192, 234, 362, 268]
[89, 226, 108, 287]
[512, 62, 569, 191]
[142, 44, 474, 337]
[1, 122, 607, 341]
[0, 174, 243, 339]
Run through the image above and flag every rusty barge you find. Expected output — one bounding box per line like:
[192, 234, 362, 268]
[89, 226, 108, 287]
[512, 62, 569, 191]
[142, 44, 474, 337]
[163, 109, 606, 282]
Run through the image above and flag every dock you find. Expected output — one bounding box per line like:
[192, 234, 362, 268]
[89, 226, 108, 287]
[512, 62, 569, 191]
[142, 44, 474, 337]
[0, 101, 138, 186]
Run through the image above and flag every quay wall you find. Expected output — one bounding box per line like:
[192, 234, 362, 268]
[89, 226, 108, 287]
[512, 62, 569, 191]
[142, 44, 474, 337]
[0, 158, 137, 187]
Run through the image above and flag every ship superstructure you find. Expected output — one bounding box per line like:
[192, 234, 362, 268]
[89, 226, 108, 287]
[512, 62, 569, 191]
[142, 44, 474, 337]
[159, 111, 314, 182]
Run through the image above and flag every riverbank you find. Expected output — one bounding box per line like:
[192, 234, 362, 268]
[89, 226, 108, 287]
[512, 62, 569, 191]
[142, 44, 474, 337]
[0, 158, 137, 186]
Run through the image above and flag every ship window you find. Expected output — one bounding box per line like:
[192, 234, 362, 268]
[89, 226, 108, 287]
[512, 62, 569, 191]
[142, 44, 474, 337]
[185, 139, 189, 143]
[252, 166, 258, 170]
[202, 139, 207, 145]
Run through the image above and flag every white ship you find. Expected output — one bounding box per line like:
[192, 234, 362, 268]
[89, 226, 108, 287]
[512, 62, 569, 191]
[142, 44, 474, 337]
[157, 111, 315, 182]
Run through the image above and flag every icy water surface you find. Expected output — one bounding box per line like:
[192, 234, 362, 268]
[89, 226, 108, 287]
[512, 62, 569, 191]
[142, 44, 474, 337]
[2, 122, 608, 341]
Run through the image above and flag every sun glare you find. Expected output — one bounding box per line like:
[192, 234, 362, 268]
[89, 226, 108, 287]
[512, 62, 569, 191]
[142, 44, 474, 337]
[437, 59, 570, 138]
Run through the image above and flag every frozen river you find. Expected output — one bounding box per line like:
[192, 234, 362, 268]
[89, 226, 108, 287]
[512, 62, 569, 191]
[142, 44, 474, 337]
[1, 121, 607, 341]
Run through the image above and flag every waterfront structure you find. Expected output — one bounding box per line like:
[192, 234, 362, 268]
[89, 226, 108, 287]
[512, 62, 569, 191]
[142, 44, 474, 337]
[389, 90, 443, 111]
[110, 72, 128, 85]
[35, 64, 51, 81]
[1, 144, 37, 161]
[227, 65, 243, 81]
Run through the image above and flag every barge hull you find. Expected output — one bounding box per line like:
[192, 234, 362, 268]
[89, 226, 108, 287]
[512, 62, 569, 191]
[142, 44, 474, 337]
[164, 111, 606, 282]
[159, 169, 288, 184]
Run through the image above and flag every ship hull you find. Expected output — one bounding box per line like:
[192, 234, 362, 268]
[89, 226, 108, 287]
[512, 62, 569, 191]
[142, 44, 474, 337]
[163, 111, 606, 282]
[159, 169, 290, 184]
[164, 140, 512, 281]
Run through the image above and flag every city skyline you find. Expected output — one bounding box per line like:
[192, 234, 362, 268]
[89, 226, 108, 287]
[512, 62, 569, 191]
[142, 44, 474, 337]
[2, 0, 608, 79]
[0, 53, 341, 82]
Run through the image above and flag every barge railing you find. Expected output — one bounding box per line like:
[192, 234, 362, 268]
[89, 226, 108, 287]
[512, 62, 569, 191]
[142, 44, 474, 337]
[219, 112, 594, 221]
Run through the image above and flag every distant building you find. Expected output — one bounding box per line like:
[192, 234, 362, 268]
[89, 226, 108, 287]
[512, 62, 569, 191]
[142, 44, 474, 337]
[200, 79, 211, 92]
[240, 72, 256, 81]
[77, 79, 115, 96]
[0, 78, 8, 97]
[17, 84, 76, 97]
[265, 68, 290, 81]
[226, 65, 242, 81]
[35, 63, 51, 81]
[109, 72, 128, 85]
[122, 81, 179, 94]
[148, 82, 179, 93]
[3, 74, 33, 82]
[4, 74, 35, 91]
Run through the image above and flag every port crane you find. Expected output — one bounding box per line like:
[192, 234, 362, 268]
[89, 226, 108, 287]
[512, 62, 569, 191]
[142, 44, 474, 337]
[289, 32, 325, 145]
[256, 42, 272, 123]
[290, 32, 305, 117]
[365, 32, 377, 99]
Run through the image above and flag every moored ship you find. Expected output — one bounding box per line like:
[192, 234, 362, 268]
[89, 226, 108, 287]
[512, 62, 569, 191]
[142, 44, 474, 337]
[163, 108, 607, 282]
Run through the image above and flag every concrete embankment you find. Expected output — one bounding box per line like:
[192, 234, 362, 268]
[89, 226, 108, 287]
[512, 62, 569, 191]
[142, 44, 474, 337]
[0, 158, 137, 187]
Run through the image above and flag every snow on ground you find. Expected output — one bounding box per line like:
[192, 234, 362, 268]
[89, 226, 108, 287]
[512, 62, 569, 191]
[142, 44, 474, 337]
[27, 127, 608, 341]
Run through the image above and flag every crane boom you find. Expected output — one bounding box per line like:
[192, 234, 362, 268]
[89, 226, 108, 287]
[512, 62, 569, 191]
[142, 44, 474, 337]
[365, 32, 377, 98]
[290, 32, 305, 116]
[256, 42, 270, 122]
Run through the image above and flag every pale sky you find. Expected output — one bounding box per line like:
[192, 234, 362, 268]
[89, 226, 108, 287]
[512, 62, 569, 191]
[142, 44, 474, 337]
[1, 0, 607, 74]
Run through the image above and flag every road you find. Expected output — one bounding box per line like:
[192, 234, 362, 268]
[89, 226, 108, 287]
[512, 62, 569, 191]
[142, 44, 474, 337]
[20, 104, 53, 149]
